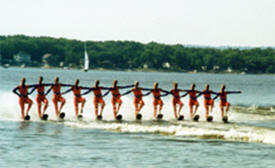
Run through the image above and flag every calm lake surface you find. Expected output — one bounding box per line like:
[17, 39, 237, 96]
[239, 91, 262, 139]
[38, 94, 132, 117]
[0, 67, 275, 168]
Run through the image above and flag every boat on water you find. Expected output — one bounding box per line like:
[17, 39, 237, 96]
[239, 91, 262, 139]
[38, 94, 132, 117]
[82, 43, 89, 72]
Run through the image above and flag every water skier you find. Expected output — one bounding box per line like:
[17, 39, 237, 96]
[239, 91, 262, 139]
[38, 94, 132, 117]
[13, 78, 33, 120]
[170, 82, 185, 120]
[108, 80, 133, 119]
[144, 82, 169, 119]
[214, 84, 241, 119]
[81, 80, 110, 119]
[45, 77, 71, 118]
[32, 77, 51, 119]
[199, 84, 218, 120]
[122, 81, 151, 119]
[184, 84, 201, 119]
[62, 79, 87, 118]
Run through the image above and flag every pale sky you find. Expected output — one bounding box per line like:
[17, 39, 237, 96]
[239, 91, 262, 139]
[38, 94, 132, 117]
[1, 0, 275, 47]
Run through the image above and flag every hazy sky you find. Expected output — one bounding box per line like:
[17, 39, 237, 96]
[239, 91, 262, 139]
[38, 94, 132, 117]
[1, 0, 275, 46]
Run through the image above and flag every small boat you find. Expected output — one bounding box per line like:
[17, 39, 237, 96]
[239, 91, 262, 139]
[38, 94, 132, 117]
[82, 43, 89, 72]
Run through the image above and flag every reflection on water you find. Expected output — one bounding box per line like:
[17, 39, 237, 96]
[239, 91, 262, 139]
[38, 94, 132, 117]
[18, 121, 31, 130]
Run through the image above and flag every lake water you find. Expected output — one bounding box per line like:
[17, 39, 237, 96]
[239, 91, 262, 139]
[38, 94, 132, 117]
[0, 67, 275, 167]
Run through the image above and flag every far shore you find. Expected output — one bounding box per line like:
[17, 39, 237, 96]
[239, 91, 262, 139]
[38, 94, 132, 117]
[1, 65, 274, 75]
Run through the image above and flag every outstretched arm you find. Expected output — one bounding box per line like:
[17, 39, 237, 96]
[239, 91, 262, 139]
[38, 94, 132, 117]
[196, 91, 203, 98]
[45, 86, 53, 96]
[81, 88, 94, 96]
[227, 91, 242, 94]
[12, 87, 20, 96]
[61, 87, 73, 95]
[142, 90, 152, 97]
[180, 92, 188, 98]
[213, 94, 220, 100]
[118, 84, 134, 89]
[141, 88, 152, 91]
[160, 90, 170, 97]
[103, 90, 110, 97]
[121, 90, 132, 96]
[101, 86, 111, 90]
[212, 91, 219, 95]
[61, 83, 73, 87]
[80, 86, 92, 90]
[28, 86, 37, 95]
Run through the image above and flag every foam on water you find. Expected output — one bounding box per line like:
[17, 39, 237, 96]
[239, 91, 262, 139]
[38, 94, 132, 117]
[1, 90, 275, 145]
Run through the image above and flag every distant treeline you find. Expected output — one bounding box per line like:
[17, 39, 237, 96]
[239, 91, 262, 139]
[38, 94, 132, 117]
[0, 35, 274, 73]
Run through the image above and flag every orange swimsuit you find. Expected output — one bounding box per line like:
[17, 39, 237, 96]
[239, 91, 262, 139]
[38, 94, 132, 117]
[219, 92, 230, 107]
[132, 88, 143, 104]
[188, 90, 199, 106]
[52, 84, 65, 103]
[93, 87, 105, 105]
[203, 90, 214, 106]
[18, 85, 32, 105]
[111, 87, 122, 104]
[72, 86, 85, 103]
[36, 85, 48, 103]
[171, 89, 183, 105]
[152, 89, 163, 106]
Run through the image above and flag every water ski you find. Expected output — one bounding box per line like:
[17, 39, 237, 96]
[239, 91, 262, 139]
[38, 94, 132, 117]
[77, 114, 83, 119]
[207, 116, 213, 122]
[116, 114, 122, 121]
[24, 115, 30, 121]
[193, 114, 200, 121]
[157, 114, 163, 120]
[222, 116, 228, 123]
[97, 115, 103, 120]
[136, 113, 142, 120]
[41, 114, 48, 120]
[59, 112, 65, 119]
[178, 115, 184, 121]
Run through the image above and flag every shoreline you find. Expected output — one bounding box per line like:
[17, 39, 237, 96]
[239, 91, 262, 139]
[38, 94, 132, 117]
[1, 65, 274, 75]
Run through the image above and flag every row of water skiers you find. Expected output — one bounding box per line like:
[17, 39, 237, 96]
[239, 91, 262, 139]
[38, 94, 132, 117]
[13, 77, 241, 121]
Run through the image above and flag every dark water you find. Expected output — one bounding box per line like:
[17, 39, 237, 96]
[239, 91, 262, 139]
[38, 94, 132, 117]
[0, 67, 275, 167]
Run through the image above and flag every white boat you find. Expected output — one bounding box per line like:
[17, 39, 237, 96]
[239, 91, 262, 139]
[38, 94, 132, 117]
[83, 43, 89, 72]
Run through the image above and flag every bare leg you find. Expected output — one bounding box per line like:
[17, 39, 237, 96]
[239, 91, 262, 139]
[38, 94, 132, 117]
[189, 105, 193, 118]
[173, 104, 177, 119]
[37, 102, 42, 118]
[220, 106, 224, 118]
[80, 100, 86, 114]
[59, 100, 65, 114]
[153, 105, 157, 118]
[205, 105, 209, 120]
[178, 103, 183, 116]
[117, 102, 122, 114]
[159, 104, 163, 114]
[100, 102, 105, 116]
